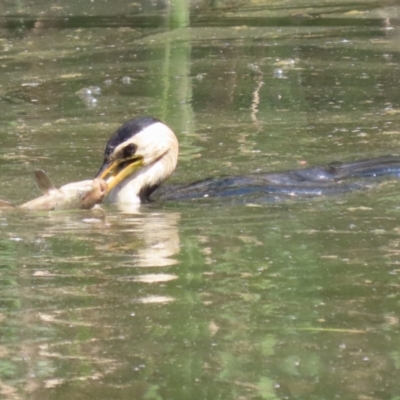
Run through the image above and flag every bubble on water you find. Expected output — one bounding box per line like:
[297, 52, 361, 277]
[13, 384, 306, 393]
[273, 68, 286, 79]
[76, 86, 101, 108]
[121, 76, 132, 84]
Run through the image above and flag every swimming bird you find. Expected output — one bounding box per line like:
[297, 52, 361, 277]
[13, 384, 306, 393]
[95, 116, 400, 205]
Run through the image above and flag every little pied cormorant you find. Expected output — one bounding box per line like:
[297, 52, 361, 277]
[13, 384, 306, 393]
[95, 116, 400, 204]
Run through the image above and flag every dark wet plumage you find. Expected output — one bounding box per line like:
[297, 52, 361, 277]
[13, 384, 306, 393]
[154, 156, 400, 202]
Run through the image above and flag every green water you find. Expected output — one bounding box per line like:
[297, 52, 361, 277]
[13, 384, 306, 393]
[1, 1, 400, 399]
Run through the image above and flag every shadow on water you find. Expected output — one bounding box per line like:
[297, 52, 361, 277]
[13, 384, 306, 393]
[0, 14, 390, 32]
[2, 0, 400, 399]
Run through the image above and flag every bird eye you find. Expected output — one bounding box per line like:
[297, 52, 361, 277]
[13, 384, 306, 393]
[123, 144, 137, 159]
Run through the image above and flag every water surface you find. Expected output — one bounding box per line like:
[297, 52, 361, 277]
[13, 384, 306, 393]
[1, 1, 400, 399]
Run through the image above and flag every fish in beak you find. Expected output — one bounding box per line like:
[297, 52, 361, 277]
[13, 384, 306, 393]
[19, 170, 108, 211]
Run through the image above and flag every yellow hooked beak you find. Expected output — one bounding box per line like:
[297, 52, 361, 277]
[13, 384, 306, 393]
[95, 156, 144, 193]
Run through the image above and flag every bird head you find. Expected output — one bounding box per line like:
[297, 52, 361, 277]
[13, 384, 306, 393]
[95, 117, 179, 203]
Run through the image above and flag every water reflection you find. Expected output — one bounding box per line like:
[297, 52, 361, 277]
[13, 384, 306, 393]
[103, 207, 181, 269]
[0, 206, 181, 397]
[34, 206, 181, 269]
